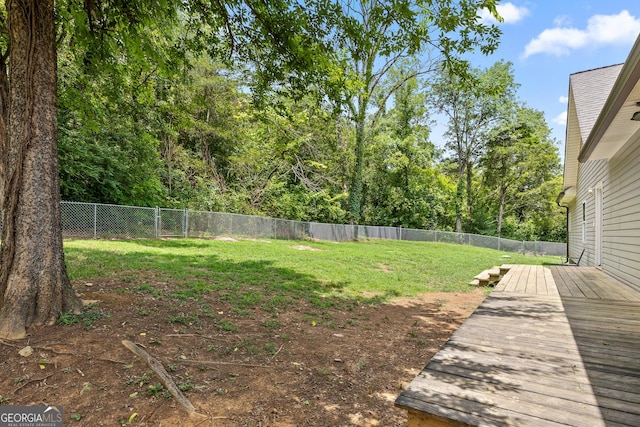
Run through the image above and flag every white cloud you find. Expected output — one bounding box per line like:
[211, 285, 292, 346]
[559, 96, 568, 104]
[553, 15, 572, 27]
[553, 111, 567, 126]
[479, 3, 530, 24]
[523, 10, 640, 58]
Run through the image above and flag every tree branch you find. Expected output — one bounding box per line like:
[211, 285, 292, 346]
[122, 340, 199, 416]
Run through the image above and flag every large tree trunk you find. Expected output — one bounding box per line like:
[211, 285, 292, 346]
[0, 0, 82, 340]
[455, 159, 465, 234]
[348, 112, 365, 225]
[497, 184, 506, 237]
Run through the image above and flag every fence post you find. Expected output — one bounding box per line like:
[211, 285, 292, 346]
[154, 207, 159, 238]
[93, 203, 97, 240]
[184, 209, 189, 238]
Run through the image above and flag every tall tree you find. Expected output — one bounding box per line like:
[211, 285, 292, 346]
[429, 60, 518, 232]
[0, 0, 83, 339]
[480, 105, 560, 237]
[0, 0, 333, 339]
[363, 69, 454, 229]
[310, 0, 501, 224]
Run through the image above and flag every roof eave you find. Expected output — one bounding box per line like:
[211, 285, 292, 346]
[578, 36, 640, 162]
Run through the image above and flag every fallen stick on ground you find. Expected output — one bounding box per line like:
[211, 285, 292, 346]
[165, 333, 229, 342]
[14, 373, 55, 394]
[121, 339, 198, 415]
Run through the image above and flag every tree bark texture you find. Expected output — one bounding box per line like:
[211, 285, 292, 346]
[0, 0, 82, 339]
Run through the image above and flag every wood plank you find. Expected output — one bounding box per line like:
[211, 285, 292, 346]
[543, 266, 560, 295]
[448, 327, 586, 362]
[402, 372, 605, 427]
[551, 267, 574, 296]
[420, 361, 640, 419]
[397, 265, 640, 427]
[397, 392, 561, 427]
[499, 264, 512, 276]
[534, 265, 545, 294]
[526, 264, 539, 294]
[579, 268, 640, 300]
[396, 387, 601, 427]
[494, 266, 517, 291]
[474, 271, 491, 287]
[501, 264, 521, 292]
[552, 266, 588, 297]
[587, 369, 640, 395]
[575, 268, 622, 299]
[401, 347, 640, 426]
[565, 267, 601, 298]
[493, 279, 506, 291]
[500, 265, 523, 292]
[407, 409, 465, 427]
[514, 265, 530, 293]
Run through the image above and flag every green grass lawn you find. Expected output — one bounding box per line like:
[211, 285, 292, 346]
[64, 238, 559, 302]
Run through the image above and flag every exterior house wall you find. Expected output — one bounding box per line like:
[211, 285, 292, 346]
[569, 159, 607, 266]
[604, 133, 640, 290]
[569, 133, 640, 290]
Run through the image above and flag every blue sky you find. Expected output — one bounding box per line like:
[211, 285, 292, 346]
[435, 1, 640, 153]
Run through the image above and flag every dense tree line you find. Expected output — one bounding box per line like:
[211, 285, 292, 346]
[57, 46, 564, 243]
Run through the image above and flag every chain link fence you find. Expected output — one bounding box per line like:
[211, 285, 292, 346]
[2, 201, 566, 256]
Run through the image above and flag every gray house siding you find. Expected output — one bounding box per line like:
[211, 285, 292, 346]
[569, 134, 640, 290]
[561, 36, 640, 291]
[569, 158, 607, 266]
[605, 134, 640, 290]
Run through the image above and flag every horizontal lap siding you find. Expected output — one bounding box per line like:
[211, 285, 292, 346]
[567, 199, 580, 262]
[571, 132, 640, 288]
[571, 159, 607, 266]
[602, 134, 640, 288]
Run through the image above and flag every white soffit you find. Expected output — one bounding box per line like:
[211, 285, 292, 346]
[558, 186, 576, 205]
[586, 79, 640, 160]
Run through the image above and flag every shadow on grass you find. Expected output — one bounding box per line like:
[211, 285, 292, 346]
[66, 242, 383, 313]
[119, 238, 217, 249]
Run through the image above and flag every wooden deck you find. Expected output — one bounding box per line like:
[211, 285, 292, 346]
[395, 265, 640, 426]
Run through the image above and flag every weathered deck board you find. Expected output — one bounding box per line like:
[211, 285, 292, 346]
[396, 266, 640, 427]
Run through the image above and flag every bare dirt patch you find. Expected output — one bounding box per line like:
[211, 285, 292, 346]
[0, 279, 485, 426]
[378, 264, 392, 273]
[291, 245, 322, 251]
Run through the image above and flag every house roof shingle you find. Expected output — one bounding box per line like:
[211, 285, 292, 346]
[570, 64, 623, 143]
